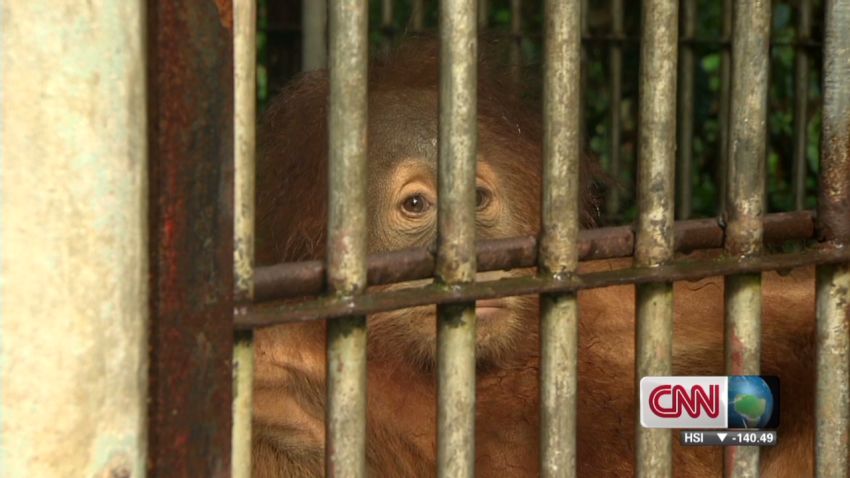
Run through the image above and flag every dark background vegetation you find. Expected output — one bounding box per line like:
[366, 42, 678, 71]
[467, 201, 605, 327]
[256, 0, 823, 224]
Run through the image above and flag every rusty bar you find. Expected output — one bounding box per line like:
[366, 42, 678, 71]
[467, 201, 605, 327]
[147, 0, 234, 475]
[607, 0, 624, 217]
[478, 0, 489, 28]
[412, 0, 425, 32]
[724, 1, 771, 476]
[253, 210, 816, 302]
[718, 0, 732, 214]
[634, 1, 678, 476]
[302, 0, 328, 71]
[539, 0, 582, 475]
[676, 0, 696, 220]
[237, 246, 850, 328]
[232, 0, 256, 476]
[326, 0, 369, 476]
[818, 0, 850, 247]
[816, 1, 850, 476]
[792, 0, 811, 211]
[437, 0, 478, 476]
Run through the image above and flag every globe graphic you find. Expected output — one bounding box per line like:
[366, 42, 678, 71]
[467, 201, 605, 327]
[728, 376, 774, 428]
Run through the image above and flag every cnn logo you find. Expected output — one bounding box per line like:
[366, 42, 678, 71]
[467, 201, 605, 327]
[640, 376, 728, 428]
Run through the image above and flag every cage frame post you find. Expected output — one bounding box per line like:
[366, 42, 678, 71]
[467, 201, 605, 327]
[0, 1, 148, 475]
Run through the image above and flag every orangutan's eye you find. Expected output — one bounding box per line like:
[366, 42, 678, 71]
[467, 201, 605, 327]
[401, 193, 431, 216]
[476, 188, 492, 210]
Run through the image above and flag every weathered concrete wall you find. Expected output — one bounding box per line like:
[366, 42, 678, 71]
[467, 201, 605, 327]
[0, 1, 148, 477]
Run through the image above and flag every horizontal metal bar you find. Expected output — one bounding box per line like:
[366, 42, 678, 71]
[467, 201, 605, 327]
[235, 241, 848, 329]
[253, 210, 815, 302]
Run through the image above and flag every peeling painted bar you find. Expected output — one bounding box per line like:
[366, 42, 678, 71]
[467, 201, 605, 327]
[676, 0, 696, 220]
[634, 1, 678, 476]
[815, 1, 850, 476]
[146, 1, 235, 476]
[437, 1, 478, 476]
[232, 0, 257, 476]
[724, 1, 771, 476]
[0, 1, 148, 476]
[326, 0, 369, 476]
[539, 1, 582, 475]
[303, 0, 328, 71]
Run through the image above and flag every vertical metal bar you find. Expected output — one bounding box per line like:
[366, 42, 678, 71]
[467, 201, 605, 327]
[510, 0, 523, 82]
[676, 0, 696, 220]
[724, 2, 770, 476]
[437, 0, 477, 476]
[303, 0, 328, 71]
[634, 1, 678, 477]
[792, 0, 812, 211]
[478, 0, 489, 28]
[816, 2, 850, 476]
[382, 0, 394, 28]
[579, 0, 589, 157]
[412, 0, 425, 32]
[718, 0, 732, 214]
[147, 1, 235, 475]
[326, 0, 369, 476]
[382, 0, 395, 45]
[607, 0, 624, 218]
[1, 1, 148, 476]
[539, 0, 582, 475]
[815, 265, 850, 478]
[233, 0, 256, 476]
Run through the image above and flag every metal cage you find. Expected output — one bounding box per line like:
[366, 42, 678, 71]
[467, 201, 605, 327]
[3, 0, 847, 477]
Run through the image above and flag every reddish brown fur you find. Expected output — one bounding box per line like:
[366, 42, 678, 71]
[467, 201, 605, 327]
[253, 39, 817, 477]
